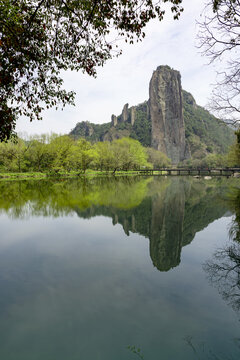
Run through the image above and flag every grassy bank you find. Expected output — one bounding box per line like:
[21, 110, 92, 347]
[0, 170, 150, 181]
[0, 172, 47, 180]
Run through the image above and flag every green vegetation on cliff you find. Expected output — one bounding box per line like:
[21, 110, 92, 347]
[70, 121, 112, 142]
[70, 102, 152, 147]
[70, 90, 234, 160]
[183, 90, 234, 157]
[130, 102, 151, 146]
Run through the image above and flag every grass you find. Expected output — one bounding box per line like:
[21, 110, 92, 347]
[4, 168, 232, 181]
[0, 172, 47, 180]
[0, 169, 153, 181]
[1, 168, 236, 181]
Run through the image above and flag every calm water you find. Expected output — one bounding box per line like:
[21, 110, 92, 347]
[0, 176, 239, 360]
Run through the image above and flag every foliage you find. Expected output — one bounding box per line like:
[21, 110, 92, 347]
[74, 138, 97, 173]
[0, 0, 183, 141]
[111, 137, 149, 172]
[94, 141, 114, 171]
[146, 147, 171, 167]
[48, 134, 75, 171]
[127, 345, 144, 359]
[181, 152, 230, 168]
[183, 91, 234, 156]
[25, 135, 52, 171]
[70, 102, 152, 146]
[131, 102, 151, 146]
[0, 134, 149, 173]
[0, 137, 31, 171]
[228, 128, 240, 166]
[70, 121, 112, 141]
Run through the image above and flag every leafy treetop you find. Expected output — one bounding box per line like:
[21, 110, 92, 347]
[0, 0, 183, 141]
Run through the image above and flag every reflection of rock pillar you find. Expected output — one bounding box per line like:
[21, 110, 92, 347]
[123, 218, 129, 236]
[131, 214, 136, 232]
[150, 178, 185, 271]
[112, 214, 118, 225]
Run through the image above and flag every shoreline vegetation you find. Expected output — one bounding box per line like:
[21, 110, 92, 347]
[0, 133, 239, 181]
[0, 170, 164, 181]
[0, 170, 152, 181]
[1, 168, 239, 181]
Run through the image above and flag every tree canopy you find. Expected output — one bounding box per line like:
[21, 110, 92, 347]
[0, 135, 153, 173]
[0, 0, 183, 141]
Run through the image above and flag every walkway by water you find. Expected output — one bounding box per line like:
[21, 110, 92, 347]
[137, 167, 240, 176]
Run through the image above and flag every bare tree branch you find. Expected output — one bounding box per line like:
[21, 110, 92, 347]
[197, 1, 240, 126]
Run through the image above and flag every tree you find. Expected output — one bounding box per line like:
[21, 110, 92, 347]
[0, 0, 183, 141]
[197, 0, 240, 124]
[111, 137, 148, 172]
[0, 137, 31, 172]
[228, 128, 240, 166]
[48, 134, 74, 171]
[146, 147, 171, 168]
[26, 134, 50, 171]
[74, 138, 96, 173]
[94, 141, 114, 171]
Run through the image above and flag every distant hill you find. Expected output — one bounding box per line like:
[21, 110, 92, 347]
[70, 66, 234, 162]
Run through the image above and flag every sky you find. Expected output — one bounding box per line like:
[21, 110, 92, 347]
[16, 0, 218, 136]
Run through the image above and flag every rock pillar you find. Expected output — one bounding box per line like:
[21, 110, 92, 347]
[149, 65, 186, 163]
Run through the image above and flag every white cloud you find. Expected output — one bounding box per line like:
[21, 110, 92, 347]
[16, 0, 215, 136]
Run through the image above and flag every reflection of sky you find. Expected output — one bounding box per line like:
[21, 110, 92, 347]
[0, 212, 239, 360]
[15, 0, 218, 136]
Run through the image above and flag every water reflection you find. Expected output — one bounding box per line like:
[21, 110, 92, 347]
[204, 187, 240, 314]
[0, 177, 233, 272]
[228, 186, 240, 243]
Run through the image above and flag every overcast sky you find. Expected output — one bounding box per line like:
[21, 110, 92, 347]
[16, 0, 218, 136]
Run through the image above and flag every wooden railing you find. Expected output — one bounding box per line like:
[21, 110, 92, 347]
[134, 168, 240, 176]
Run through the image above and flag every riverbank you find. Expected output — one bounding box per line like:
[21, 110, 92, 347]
[0, 170, 146, 181]
[1, 168, 239, 181]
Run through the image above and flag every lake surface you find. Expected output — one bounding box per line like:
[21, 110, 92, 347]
[0, 176, 239, 360]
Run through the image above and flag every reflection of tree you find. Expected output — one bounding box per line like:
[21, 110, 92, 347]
[0, 177, 235, 273]
[204, 244, 240, 312]
[184, 334, 240, 360]
[204, 187, 240, 313]
[0, 177, 151, 218]
[228, 187, 240, 243]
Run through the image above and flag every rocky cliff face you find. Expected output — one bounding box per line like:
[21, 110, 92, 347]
[70, 65, 234, 162]
[70, 121, 94, 138]
[149, 66, 187, 163]
[111, 103, 136, 126]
